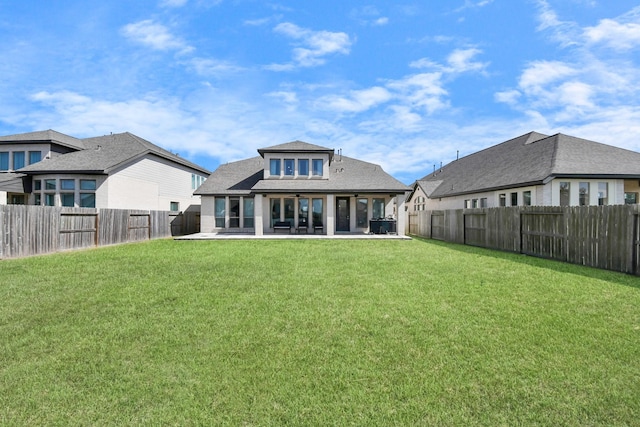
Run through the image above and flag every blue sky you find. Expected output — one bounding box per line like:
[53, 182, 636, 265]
[1, 0, 639, 184]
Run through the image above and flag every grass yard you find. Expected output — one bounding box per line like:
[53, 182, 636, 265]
[1, 238, 639, 426]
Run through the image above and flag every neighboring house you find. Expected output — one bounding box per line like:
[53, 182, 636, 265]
[194, 141, 411, 236]
[407, 132, 640, 211]
[0, 130, 209, 211]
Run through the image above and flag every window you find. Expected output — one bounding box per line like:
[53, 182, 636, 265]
[298, 198, 309, 228]
[625, 192, 638, 204]
[284, 198, 295, 225]
[229, 198, 240, 227]
[170, 202, 180, 212]
[471, 199, 478, 208]
[579, 182, 589, 206]
[559, 182, 570, 206]
[0, 152, 8, 170]
[79, 179, 96, 208]
[312, 159, 323, 176]
[312, 198, 323, 227]
[34, 194, 41, 205]
[270, 159, 281, 176]
[60, 179, 75, 207]
[80, 193, 95, 208]
[191, 174, 205, 190]
[510, 192, 518, 206]
[61, 179, 75, 190]
[12, 151, 25, 170]
[243, 198, 254, 228]
[28, 151, 41, 165]
[356, 198, 368, 228]
[45, 193, 55, 206]
[464, 199, 470, 209]
[284, 159, 294, 176]
[499, 193, 506, 207]
[34, 180, 41, 191]
[45, 179, 56, 190]
[80, 179, 96, 190]
[270, 198, 281, 227]
[523, 191, 531, 206]
[61, 193, 75, 207]
[372, 198, 385, 219]
[298, 159, 309, 176]
[480, 198, 488, 208]
[215, 197, 226, 228]
[598, 182, 608, 205]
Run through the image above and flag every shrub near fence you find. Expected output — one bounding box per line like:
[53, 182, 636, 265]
[408, 205, 640, 275]
[0, 205, 200, 259]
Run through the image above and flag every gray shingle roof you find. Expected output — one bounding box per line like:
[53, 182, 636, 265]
[0, 172, 27, 192]
[416, 132, 640, 198]
[195, 147, 410, 195]
[18, 132, 210, 175]
[0, 129, 85, 150]
[194, 157, 264, 196]
[258, 140, 335, 161]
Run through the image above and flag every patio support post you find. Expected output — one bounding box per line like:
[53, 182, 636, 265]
[326, 194, 335, 236]
[255, 194, 264, 236]
[396, 195, 406, 237]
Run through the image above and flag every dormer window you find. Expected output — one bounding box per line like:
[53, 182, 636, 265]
[284, 159, 294, 176]
[269, 159, 281, 176]
[299, 159, 309, 176]
[312, 159, 323, 176]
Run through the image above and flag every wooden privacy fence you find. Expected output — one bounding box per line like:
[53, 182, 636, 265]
[408, 205, 640, 275]
[0, 205, 201, 259]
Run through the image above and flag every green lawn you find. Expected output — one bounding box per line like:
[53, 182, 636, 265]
[1, 238, 639, 426]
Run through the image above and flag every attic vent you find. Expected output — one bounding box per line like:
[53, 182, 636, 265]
[335, 167, 344, 173]
[95, 145, 102, 150]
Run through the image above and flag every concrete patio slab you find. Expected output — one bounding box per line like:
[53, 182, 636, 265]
[175, 232, 412, 240]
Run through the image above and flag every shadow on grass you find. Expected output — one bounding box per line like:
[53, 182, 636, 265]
[410, 236, 640, 290]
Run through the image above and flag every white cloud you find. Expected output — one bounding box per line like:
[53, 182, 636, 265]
[373, 17, 389, 26]
[317, 87, 392, 113]
[454, 0, 495, 13]
[584, 18, 640, 51]
[518, 60, 577, 94]
[267, 91, 298, 105]
[271, 22, 352, 69]
[159, 0, 188, 7]
[350, 6, 389, 26]
[410, 48, 488, 74]
[190, 58, 245, 77]
[387, 72, 449, 114]
[533, 0, 581, 47]
[121, 20, 193, 53]
[445, 48, 488, 73]
[494, 90, 521, 105]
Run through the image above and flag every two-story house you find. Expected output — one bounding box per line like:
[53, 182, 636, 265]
[407, 132, 640, 211]
[195, 141, 410, 236]
[0, 130, 209, 211]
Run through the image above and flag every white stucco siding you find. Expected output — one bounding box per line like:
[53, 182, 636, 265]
[107, 155, 203, 211]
